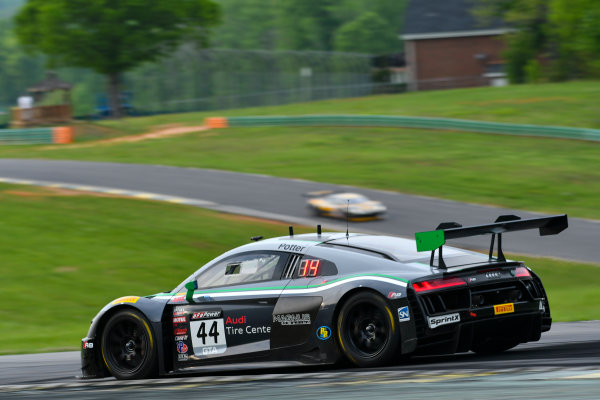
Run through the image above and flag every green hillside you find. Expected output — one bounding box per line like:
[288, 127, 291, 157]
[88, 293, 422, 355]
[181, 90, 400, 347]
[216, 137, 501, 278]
[94, 81, 600, 135]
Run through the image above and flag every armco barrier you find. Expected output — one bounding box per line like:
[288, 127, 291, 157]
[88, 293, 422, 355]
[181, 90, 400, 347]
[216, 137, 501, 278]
[0, 126, 73, 145]
[211, 115, 600, 142]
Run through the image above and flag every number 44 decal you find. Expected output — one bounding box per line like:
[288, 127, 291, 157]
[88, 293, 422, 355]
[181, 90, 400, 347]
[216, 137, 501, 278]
[196, 320, 220, 344]
[190, 319, 227, 356]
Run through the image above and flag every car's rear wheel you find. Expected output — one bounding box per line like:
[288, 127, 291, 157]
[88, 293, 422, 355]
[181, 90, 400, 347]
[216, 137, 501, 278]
[101, 310, 157, 380]
[336, 292, 400, 367]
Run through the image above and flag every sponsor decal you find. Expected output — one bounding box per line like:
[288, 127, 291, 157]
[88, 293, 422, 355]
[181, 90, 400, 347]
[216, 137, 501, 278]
[277, 243, 305, 252]
[225, 316, 247, 325]
[173, 310, 185, 317]
[397, 306, 410, 322]
[246, 325, 270, 334]
[171, 295, 185, 303]
[225, 325, 271, 335]
[467, 277, 477, 283]
[316, 326, 331, 340]
[176, 341, 188, 354]
[111, 296, 139, 305]
[273, 313, 311, 326]
[493, 303, 515, 315]
[539, 300, 545, 312]
[190, 319, 228, 356]
[485, 271, 502, 279]
[83, 341, 94, 349]
[174, 328, 187, 336]
[174, 335, 188, 341]
[202, 346, 219, 355]
[192, 311, 222, 320]
[427, 313, 460, 329]
[173, 316, 187, 324]
[178, 354, 189, 361]
[388, 292, 403, 299]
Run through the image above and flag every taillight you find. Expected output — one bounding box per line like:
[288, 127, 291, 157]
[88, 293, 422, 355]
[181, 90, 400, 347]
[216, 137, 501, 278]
[412, 277, 467, 293]
[514, 266, 531, 278]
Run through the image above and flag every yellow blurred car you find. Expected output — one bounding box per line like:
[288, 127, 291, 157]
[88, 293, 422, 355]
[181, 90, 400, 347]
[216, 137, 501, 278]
[307, 192, 387, 221]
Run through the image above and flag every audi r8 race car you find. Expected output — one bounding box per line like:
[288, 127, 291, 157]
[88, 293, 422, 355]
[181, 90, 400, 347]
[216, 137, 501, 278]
[81, 214, 567, 380]
[306, 192, 386, 220]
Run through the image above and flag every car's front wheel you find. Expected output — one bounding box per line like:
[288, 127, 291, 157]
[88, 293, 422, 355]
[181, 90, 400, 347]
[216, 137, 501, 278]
[100, 309, 158, 380]
[336, 291, 400, 367]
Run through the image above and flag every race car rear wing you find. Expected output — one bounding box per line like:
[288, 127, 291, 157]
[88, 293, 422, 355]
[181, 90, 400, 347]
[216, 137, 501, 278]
[415, 214, 568, 269]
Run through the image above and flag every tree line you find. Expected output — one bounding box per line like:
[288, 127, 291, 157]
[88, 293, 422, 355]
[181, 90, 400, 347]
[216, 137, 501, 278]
[0, 0, 406, 120]
[474, 0, 600, 83]
[1, 0, 598, 121]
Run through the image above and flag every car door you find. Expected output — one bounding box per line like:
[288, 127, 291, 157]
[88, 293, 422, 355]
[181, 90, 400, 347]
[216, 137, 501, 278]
[170, 251, 294, 365]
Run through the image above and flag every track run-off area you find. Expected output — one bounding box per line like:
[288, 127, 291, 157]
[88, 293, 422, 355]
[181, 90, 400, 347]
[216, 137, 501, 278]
[1, 159, 599, 398]
[1, 321, 599, 399]
[1, 159, 599, 263]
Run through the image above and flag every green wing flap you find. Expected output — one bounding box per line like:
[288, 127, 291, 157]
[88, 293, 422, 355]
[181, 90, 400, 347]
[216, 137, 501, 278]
[415, 230, 445, 252]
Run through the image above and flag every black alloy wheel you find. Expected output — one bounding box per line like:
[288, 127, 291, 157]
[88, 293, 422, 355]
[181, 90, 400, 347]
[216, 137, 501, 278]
[337, 291, 400, 367]
[101, 310, 157, 380]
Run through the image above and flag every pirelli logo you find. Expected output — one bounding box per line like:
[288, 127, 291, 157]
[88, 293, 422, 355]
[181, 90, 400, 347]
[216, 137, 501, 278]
[494, 303, 515, 315]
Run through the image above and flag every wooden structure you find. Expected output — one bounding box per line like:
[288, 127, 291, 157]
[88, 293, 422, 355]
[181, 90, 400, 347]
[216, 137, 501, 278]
[11, 71, 73, 127]
[401, 0, 512, 91]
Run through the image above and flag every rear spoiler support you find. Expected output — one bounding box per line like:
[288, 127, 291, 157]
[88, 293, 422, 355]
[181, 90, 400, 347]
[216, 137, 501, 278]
[416, 214, 568, 269]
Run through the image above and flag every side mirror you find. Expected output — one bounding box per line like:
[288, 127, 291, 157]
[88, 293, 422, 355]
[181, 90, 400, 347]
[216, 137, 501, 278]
[184, 280, 198, 303]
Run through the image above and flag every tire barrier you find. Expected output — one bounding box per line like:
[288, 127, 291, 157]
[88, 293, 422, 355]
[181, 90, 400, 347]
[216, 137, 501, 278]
[206, 115, 600, 142]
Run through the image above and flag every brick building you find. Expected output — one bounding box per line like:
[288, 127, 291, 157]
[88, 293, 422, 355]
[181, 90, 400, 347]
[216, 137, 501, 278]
[401, 0, 512, 91]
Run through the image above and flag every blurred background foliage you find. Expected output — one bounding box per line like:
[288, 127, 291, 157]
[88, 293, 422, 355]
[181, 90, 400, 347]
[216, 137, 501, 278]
[1, 0, 599, 122]
[473, 0, 600, 83]
[0, 0, 407, 122]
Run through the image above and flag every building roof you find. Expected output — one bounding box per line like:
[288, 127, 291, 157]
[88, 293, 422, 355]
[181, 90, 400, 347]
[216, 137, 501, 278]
[402, 0, 509, 40]
[27, 71, 72, 94]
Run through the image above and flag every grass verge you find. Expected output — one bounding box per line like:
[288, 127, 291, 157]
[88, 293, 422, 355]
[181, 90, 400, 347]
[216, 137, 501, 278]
[0, 125, 597, 219]
[94, 80, 600, 134]
[0, 184, 598, 354]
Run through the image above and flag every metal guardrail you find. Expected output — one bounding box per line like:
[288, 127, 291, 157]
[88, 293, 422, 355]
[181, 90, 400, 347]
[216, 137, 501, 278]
[224, 115, 600, 142]
[0, 127, 53, 144]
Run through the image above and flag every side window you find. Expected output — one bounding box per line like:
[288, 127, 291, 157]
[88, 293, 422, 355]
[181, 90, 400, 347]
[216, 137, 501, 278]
[294, 257, 338, 278]
[196, 252, 286, 289]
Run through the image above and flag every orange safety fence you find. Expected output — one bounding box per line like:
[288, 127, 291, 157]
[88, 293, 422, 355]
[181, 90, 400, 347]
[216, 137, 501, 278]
[52, 126, 74, 144]
[204, 117, 229, 128]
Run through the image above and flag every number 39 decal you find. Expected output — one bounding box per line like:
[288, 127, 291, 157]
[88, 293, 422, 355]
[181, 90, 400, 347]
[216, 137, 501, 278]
[190, 319, 227, 356]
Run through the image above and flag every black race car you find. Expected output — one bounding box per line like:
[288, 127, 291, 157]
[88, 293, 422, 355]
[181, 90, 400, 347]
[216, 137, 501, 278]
[81, 214, 567, 380]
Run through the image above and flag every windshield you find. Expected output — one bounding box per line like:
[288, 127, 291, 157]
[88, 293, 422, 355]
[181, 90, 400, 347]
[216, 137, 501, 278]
[329, 195, 368, 204]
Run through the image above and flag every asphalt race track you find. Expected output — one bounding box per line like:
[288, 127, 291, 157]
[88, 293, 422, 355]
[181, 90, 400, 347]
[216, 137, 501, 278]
[0, 321, 599, 399]
[1, 159, 599, 399]
[0, 159, 599, 263]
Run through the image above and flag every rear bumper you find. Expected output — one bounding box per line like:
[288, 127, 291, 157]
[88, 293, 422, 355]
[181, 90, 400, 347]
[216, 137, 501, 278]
[412, 301, 547, 354]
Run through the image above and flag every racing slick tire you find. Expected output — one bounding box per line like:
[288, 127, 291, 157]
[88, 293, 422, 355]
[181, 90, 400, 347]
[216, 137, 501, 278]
[471, 338, 520, 355]
[336, 291, 400, 367]
[100, 309, 158, 380]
